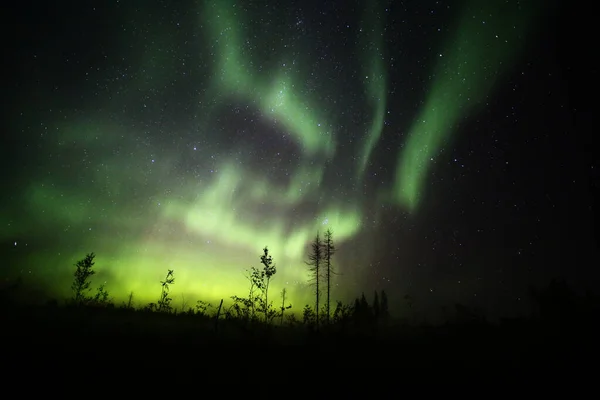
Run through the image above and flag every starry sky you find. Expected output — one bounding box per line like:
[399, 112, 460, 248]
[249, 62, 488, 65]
[2, 0, 596, 319]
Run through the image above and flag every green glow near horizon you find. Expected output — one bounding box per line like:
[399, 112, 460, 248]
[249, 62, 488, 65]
[392, 0, 540, 212]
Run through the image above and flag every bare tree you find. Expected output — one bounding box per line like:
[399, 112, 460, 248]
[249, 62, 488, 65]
[280, 287, 292, 325]
[323, 228, 336, 324]
[126, 291, 134, 309]
[306, 232, 324, 327]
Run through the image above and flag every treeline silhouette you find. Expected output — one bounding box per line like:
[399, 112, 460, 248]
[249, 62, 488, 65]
[1, 228, 599, 366]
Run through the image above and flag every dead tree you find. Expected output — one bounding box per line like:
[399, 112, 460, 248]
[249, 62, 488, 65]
[323, 228, 336, 324]
[306, 232, 324, 327]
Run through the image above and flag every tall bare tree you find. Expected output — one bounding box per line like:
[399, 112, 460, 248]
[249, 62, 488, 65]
[279, 287, 292, 325]
[306, 232, 323, 327]
[323, 228, 336, 324]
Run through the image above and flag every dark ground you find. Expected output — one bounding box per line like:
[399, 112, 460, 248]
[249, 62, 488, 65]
[3, 299, 598, 371]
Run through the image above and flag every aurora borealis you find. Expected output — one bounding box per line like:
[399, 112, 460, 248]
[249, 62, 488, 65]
[3, 0, 594, 317]
[392, 0, 539, 211]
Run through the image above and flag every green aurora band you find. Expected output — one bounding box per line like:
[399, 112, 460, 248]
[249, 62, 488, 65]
[204, 0, 335, 158]
[392, 0, 542, 211]
[357, 0, 387, 179]
[3, 0, 544, 311]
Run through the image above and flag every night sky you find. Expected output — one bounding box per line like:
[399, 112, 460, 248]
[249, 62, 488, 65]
[2, 0, 596, 319]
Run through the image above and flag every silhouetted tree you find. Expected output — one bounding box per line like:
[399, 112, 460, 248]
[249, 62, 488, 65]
[280, 288, 292, 325]
[259, 246, 277, 322]
[353, 292, 374, 328]
[380, 290, 390, 325]
[231, 267, 260, 320]
[71, 253, 96, 305]
[323, 228, 336, 324]
[360, 292, 369, 311]
[333, 300, 353, 329]
[125, 291, 134, 309]
[319, 303, 329, 323]
[373, 290, 380, 320]
[91, 283, 110, 306]
[231, 246, 278, 323]
[157, 269, 175, 313]
[196, 300, 211, 316]
[306, 232, 324, 327]
[285, 313, 299, 326]
[303, 304, 316, 327]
